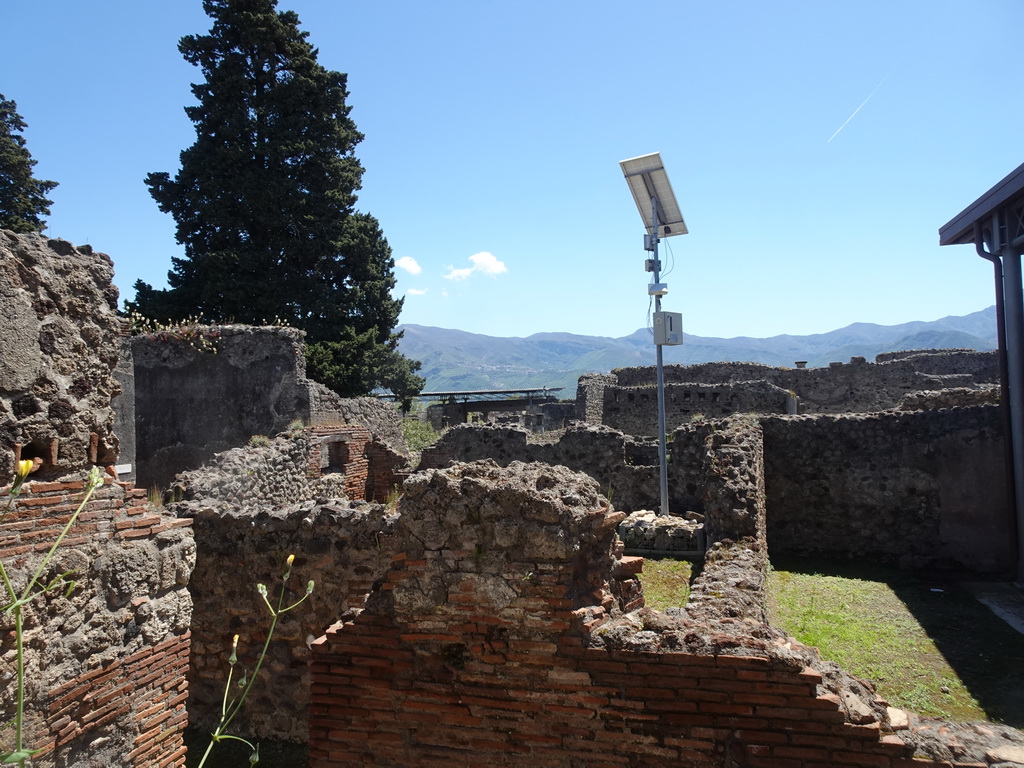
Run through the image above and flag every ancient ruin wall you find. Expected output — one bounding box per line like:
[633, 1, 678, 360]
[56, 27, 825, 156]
[574, 372, 615, 424]
[131, 327, 408, 489]
[0, 231, 122, 480]
[131, 326, 312, 490]
[0, 231, 193, 767]
[172, 429, 409, 740]
[308, 459, 1023, 767]
[0, 478, 194, 767]
[697, 415, 766, 546]
[588, 351, 1000, 433]
[182, 501, 397, 741]
[762, 405, 1013, 572]
[309, 391, 408, 453]
[419, 422, 708, 515]
[601, 379, 790, 436]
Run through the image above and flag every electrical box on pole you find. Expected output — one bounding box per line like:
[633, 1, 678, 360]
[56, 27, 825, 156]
[653, 311, 683, 345]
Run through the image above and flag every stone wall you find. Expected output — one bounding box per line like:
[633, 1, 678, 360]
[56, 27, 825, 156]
[419, 423, 706, 515]
[0, 231, 193, 767]
[574, 372, 615, 424]
[131, 326, 408, 490]
[110, 331, 136, 482]
[602, 379, 791, 436]
[586, 350, 999, 435]
[762, 405, 1012, 572]
[182, 500, 397, 741]
[170, 428, 410, 740]
[418, 405, 1010, 573]
[697, 415, 766, 546]
[308, 460, 1024, 767]
[309, 392, 408, 453]
[131, 326, 312, 490]
[0, 231, 122, 481]
[0, 477, 194, 767]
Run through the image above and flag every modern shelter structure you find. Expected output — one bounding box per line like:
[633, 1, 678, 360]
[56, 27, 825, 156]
[940, 161, 1024, 583]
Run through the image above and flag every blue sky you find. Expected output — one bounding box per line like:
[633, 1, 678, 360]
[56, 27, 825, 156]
[4, 0, 1022, 339]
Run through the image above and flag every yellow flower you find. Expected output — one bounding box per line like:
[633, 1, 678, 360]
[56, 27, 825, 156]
[286, 554, 295, 567]
[16, 460, 33, 479]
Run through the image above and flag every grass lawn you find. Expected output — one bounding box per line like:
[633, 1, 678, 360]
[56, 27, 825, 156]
[640, 555, 1024, 726]
[768, 557, 1024, 727]
[637, 556, 694, 611]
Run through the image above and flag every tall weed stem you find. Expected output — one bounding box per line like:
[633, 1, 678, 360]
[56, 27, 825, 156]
[197, 554, 314, 767]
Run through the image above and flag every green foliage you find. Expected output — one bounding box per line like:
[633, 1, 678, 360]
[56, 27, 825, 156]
[401, 417, 441, 452]
[0, 94, 58, 233]
[130, 0, 422, 400]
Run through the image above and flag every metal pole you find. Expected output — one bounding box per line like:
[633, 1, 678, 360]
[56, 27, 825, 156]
[999, 233, 1024, 584]
[651, 196, 670, 516]
[975, 222, 1017, 575]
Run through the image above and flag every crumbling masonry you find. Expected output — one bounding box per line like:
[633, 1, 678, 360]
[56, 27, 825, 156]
[3, 229, 1024, 766]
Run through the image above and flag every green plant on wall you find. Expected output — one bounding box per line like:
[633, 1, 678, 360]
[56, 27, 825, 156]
[1, 462, 103, 767]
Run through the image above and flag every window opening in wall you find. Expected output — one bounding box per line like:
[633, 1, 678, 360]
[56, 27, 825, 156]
[326, 440, 351, 474]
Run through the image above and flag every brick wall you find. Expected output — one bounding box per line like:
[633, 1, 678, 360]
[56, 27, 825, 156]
[0, 475, 193, 767]
[312, 629, 934, 768]
[306, 424, 409, 503]
[307, 425, 371, 499]
[305, 459, 960, 768]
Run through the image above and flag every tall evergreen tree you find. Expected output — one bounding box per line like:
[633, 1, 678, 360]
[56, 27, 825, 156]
[133, 0, 422, 398]
[0, 94, 58, 233]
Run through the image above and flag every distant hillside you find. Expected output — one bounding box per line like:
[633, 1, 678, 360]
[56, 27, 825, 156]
[398, 307, 998, 393]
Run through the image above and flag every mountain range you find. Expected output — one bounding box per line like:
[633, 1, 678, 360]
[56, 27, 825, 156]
[397, 307, 999, 393]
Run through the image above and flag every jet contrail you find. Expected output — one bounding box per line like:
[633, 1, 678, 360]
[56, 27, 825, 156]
[827, 74, 890, 144]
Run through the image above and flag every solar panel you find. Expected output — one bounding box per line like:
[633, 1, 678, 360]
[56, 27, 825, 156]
[619, 152, 688, 238]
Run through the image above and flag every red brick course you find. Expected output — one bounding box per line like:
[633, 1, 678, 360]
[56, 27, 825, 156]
[0, 476, 190, 767]
[306, 425, 409, 503]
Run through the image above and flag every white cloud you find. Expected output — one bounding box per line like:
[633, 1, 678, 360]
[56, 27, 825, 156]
[396, 256, 422, 275]
[444, 251, 508, 281]
[407, 288, 427, 295]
